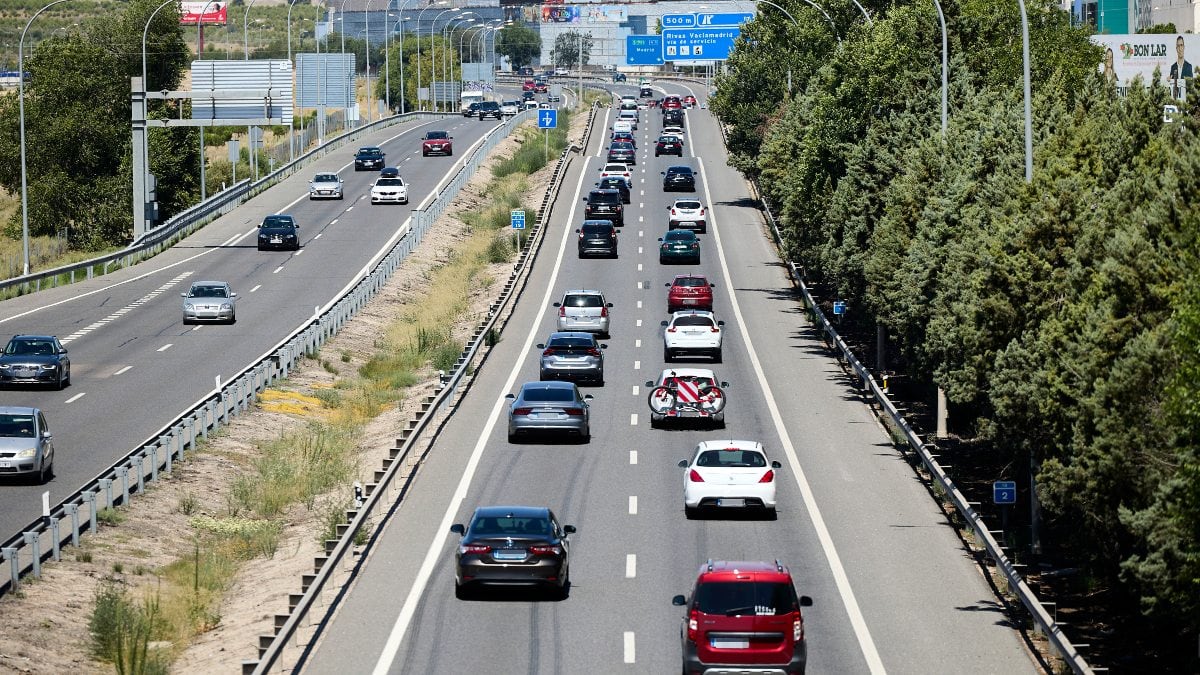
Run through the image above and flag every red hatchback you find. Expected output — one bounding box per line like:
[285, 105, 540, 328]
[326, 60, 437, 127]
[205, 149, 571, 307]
[683, 94, 698, 107]
[667, 274, 714, 313]
[673, 560, 814, 675]
[662, 95, 683, 110]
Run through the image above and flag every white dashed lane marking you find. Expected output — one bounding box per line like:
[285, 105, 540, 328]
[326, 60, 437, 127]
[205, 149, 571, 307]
[630, 413, 638, 426]
[273, 266, 284, 274]
[633, 360, 641, 370]
[157, 344, 173, 352]
[626, 554, 637, 578]
[114, 366, 132, 376]
[630, 450, 638, 464]
[636, 319, 642, 327]
[632, 385, 639, 396]
[623, 632, 635, 664]
[65, 393, 85, 404]
[628, 496, 637, 515]
[635, 339, 641, 348]
[250, 285, 262, 293]
[636, 300, 642, 309]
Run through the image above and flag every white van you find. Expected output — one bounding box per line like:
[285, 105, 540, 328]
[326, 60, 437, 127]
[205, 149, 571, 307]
[460, 90, 485, 116]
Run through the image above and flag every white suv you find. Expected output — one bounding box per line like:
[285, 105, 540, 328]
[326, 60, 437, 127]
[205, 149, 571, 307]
[554, 290, 612, 338]
[662, 311, 723, 362]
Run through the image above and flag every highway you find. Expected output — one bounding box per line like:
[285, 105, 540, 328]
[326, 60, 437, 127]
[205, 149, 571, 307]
[300, 82, 1039, 674]
[0, 108, 516, 539]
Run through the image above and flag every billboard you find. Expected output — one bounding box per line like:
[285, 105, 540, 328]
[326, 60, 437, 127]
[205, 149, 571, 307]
[191, 59, 293, 123]
[542, 5, 580, 23]
[583, 6, 628, 23]
[180, 1, 228, 26]
[1092, 33, 1200, 89]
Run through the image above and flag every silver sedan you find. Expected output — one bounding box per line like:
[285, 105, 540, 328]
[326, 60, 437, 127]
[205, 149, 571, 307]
[181, 281, 237, 324]
[538, 332, 606, 385]
[506, 381, 592, 443]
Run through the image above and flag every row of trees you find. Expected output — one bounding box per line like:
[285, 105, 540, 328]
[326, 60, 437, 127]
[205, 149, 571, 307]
[711, 0, 1199, 660]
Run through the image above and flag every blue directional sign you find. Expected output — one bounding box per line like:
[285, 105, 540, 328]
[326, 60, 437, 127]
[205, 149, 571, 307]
[663, 27, 741, 62]
[511, 209, 526, 230]
[626, 35, 665, 66]
[662, 13, 695, 28]
[538, 109, 558, 129]
[993, 481, 1017, 505]
[696, 12, 755, 27]
[832, 301, 847, 316]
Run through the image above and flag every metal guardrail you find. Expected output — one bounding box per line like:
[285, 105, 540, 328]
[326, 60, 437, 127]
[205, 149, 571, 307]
[244, 100, 600, 675]
[0, 110, 448, 298]
[745, 146, 1093, 674]
[0, 108, 539, 601]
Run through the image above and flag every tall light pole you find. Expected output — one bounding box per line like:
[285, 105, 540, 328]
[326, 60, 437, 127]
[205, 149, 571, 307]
[243, 0, 259, 59]
[443, 15, 476, 111]
[338, 0, 351, 130]
[365, 0, 377, 122]
[195, 0, 219, 201]
[429, 8, 461, 111]
[754, 1, 802, 93]
[415, 2, 448, 111]
[18, 0, 73, 276]
[386, 9, 416, 114]
[139, 0, 178, 241]
[1017, 0, 1033, 183]
[933, 0, 947, 137]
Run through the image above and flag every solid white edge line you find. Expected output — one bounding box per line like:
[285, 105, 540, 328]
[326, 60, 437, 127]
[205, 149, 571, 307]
[700, 156, 886, 674]
[369, 155, 595, 675]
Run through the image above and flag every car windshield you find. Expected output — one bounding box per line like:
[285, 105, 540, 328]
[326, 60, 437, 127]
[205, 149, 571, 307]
[674, 277, 709, 288]
[658, 137, 679, 144]
[674, 315, 713, 327]
[189, 286, 227, 298]
[664, 232, 694, 241]
[694, 581, 797, 616]
[262, 216, 294, 228]
[5, 339, 54, 356]
[376, 178, 404, 186]
[469, 515, 552, 537]
[675, 201, 701, 210]
[696, 449, 767, 468]
[0, 414, 36, 437]
[426, 131, 448, 140]
[314, 174, 338, 183]
[520, 387, 576, 402]
[564, 294, 602, 308]
[358, 148, 382, 157]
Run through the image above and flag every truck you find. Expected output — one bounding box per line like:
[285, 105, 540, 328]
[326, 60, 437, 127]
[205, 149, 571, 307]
[459, 89, 486, 116]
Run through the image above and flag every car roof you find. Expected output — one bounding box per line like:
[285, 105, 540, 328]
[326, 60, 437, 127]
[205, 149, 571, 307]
[673, 274, 708, 282]
[696, 440, 762, 453]
[548, 331, 596, 339]
[563, 289, 604, 296]
[0, 405, 40, 415]
[581, 219, 615, 227]
[358, 146, 382, 151]
[694, 559, 791, 582]
[658, 367, 716, 380]
[191, 280, 228, 287]
[10, 335, 56, 341]
[518, 380, 578, 392]
[590, 189, 620, 196]
[471, 505, 552, 519]
[603, 163, 629, 170]
[664, 229, 696, 237]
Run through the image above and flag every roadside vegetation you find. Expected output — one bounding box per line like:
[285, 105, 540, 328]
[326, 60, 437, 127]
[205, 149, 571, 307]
[711, 0, 1198, 668]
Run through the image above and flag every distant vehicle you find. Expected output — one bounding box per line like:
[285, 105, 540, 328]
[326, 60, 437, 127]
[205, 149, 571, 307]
[462, 102, 482, 118]
[522, 90, 536, 101]
[258, 214, 300, 251]
[662, 124, 686, 138]
[547, 91, 561, 103]
[659, 229, 701, 265]
[555, 289, 612, 337]
[662, 310, 724, 362]
[576, 220, 619, 259]
[518, 66, 535, 77]
[666, 274, 714, 313]
[180, 281, 237, 325]
[612, 72, 626, 83]
[500, 101, 520, 117]
[0, 336, 70, 389]
[679, 442, 780, 516]
[460, 89, 485, 116]
[370, 176, 408, 204]
[354, 146, 385, 171]
[663, 108, 686, 126]
[422, 130, 453, 156]
[640, 86, 654, 98]
[663, 165, 697, 192]
[477, 101, 503, 121]
[607, 141, 636, 165]
[596, 177, 631, 204]
[523, 78, 536, 92]
[683, 94, 698, 108]
[584, 189, 625, 226]
[668, 198, 707, 233]
[610, 130, 636, 148]
[656, 135, 684, 158]
[506, 381, 592, 443]
[449, 506, 575, 599]
[554, 67, 569, 76]
[534, 79, 549, 93]
[662, 95, 683, 110]
[538, 331, 607, 384]
[599, 163, 632, 186]
[0, 406, 54, 483]
[308, 172, 343, 200]
[672, 560, 813, 673]
[611, 120, 634, 135]
[646, 368, 728, 428]
[523, 99, 540, 110]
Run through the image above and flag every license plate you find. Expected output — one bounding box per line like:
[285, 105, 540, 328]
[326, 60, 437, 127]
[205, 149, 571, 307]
[711, 637, 750, 649]
[493, 549, 526, 560]
[716, 498, 745, 507]
[680, 221, 696, 227]
[271, 237, 282, 243]
[0, 462, 9, 468]
[683, 299, 698, 305]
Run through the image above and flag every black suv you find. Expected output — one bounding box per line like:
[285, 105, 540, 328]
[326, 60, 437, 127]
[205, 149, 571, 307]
[462, 102, 481, 118]
[584, 189, 625, 226]
[656, 135, 684, 157]
[477, 101, 502, 121]
[640, 86, 654, 97]
[662, 166, 696, 192]
[258, 214, 300, 251]
[662, 108, 685, 126]
[576, 220, 618, 258]
[354, 146, 385, 171]
[596, 177, 631, 204]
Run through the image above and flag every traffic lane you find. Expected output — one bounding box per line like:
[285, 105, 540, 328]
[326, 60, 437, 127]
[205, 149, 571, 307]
[689, 111, 1036, 671]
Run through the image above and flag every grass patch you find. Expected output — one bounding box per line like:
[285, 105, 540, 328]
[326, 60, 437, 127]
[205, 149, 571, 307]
[491, 109, 571, 177]
[228, 424, 357, 518]
[89, 581, 170, 675]
[177, 491, 198, 516]
[97, 507, 125, 527]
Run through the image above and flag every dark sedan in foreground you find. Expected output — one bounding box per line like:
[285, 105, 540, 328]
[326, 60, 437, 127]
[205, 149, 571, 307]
[450, 505, 576, 599]
[0, 336, 70, 389]
[506, 381, 592, 443]
[258, 214, 300, 251]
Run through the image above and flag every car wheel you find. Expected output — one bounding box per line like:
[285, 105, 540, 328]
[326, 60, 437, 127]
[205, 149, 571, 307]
[64, 366, 70, 386]
[766, 508, 778, 521]
[338, 194, 344, 200]
[448, 149, 453, 156]
[508, 430, 518, 443]
[579, 427, 590, 444]
[455, 582, 470, 600]
[37, 459, 48, 484]
[663, 347, 672, 362]
[650, 416, 661, 429]
[422, 151, 429, 157]
[684, 506, 698, 520]
[713, 349, 722, 363]
[228, 313, 237, 325]
[56, 370, 65, 390]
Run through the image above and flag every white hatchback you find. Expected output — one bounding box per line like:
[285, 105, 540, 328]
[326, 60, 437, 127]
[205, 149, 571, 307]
[662, 310, 723, 362]
[600, 163, 633, 186]
[612, 120, 634, 135]
[678, 440, 781, 518]
[668, 198, 707, 233]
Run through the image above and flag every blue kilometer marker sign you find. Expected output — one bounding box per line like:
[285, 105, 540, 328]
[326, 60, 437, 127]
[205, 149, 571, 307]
[993, 481, 1017, 505]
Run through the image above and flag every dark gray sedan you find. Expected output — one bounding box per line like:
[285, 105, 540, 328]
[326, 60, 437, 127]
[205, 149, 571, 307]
[607, 141, 637, 165]
[506, 381, 592, 443]
[450, 505, 575, 599]
[538, 332, 606, 384]
[0, 335, 70, 389]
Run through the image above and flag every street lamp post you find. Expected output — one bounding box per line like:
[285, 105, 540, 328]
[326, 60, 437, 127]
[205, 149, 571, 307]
[443, 15, 476, 111]
[430, 8, 462, 111]
[1017, 0, 1033, 183]
[243, 0, 259, 59]
[338, 0, 351, 130]
[195, 0, 219, 201]
[416, 2, 449, 111]
[18, 0, 74, 275]
[933, 0, 947, 137]
[386, 9, 416, 114]
[286, 0, 304, 162]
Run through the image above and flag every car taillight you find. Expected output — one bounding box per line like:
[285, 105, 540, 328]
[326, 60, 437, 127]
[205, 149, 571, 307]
[700, 208, 706, 215]
[600, 306, 609, 317]
[564, 408, 585, 416]
[578, 232, 585, 239]
[691, 243, 699, 249]
[542, 348, 556, 356]
[759, 470, 775, 483]
[513, 407, 532, 415]
[711, 327, 720, 332]
[689, 469, 705, 482]
[529, 545, 562, 556]
[461, 544, 491, 554]
[667, 327, 676, 332]
[793, 618, 803, 642]
[558, 306, 566, 317]
[687, 610, 699, 641]
[587, 348, 601, 357]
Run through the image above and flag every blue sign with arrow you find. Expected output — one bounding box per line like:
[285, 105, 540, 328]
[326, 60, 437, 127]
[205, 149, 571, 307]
[538, 109, 558, 129]
[626, 35, 664, 66]
[696, 12, 754, 27]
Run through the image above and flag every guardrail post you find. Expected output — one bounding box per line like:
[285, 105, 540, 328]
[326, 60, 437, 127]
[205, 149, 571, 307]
[66, 503, 80, 547]
[99, 478, 114, 510]
[2, 548, 18, 590]
[49, 517, 61, 562]
[152, 439, 164, 481]
[22, 532, 41, 578]
[117, 467, 130, 505]
[135, 455, 146, 494]
[201, 402, 212, 439]
[83, 491, 98, 533]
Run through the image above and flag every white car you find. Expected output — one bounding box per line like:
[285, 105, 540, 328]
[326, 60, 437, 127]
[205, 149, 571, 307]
[617, 109, 639, 130]
[612, 120, 634, 135]
[668, 198, 708, 233]
[500, 101, 519, 117]
[523, 99, 540, 110]
[645, 367, 728, 428]
[662, 310, 723, 362]
[678, 440, 781, 518]
[370, 176, 408, 204]
[308, 172, 344, 200]
[663, 124, 685, 138]
[600, 163, 633, 186]
[554, 67, 569, 76]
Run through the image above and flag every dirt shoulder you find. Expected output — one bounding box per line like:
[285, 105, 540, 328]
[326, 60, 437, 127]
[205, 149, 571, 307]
[0, 107, 589, 675]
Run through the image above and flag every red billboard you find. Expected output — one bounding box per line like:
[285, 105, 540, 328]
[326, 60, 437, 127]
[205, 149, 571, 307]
[179, 2, 228, 26]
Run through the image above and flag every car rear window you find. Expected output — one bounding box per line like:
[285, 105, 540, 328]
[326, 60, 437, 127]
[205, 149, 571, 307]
[522, 387, 575, 402]
[658, 136, 679, 143]
[548, 336, 596, 348]
[674, 315, 713, 327]
[589, 191, 620, 204]
[694, 581, 798, 616]
[469, 515, 552, 536]
[668, 167, 693, 176]
[376, 178, 404, 186]
[696, 449, 766, 468]
[664, 231, 694, 241]
[675, 201, 701, 209]
[564, 294, 603, 308]
[582, 223, 613, 234]
[662, 375, 715, 388]
[610, 142, 634, 151]
[674, 277, 708, 288]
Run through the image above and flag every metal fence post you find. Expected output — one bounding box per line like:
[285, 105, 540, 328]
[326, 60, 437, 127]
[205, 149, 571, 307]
[2, 548, 18, 590]
[117, 466, 130, 505]
[22, 532, 40, 578]
[99, 479, 113, 510]
[82, 491, 97, 533]
[49, 518, 61, 562]
[66, 503, 80, 547]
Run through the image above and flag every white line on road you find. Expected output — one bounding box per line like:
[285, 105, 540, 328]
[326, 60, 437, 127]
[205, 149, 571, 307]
[273, 266, 284, 274]
[637, 263, 643, 271]
[628, 496, 637, 515]
[633, 360, 641, 370]
[638, 246, 643, 254]
[369, 156, 594, 675]
[635, 339, 641, 348]
[629, 450, 638, 464]
[636, 319, 642, 327]
[623, 632, 635, 664]
[157, 344, 172, 352]
[65, 392, 85, 404]
[114, 366, 132, 375]
[632, 385, 639, 396]
[626, 554, 637, 578]
[638, 230, 643, 237]
[700, 157, 886, 674]
[314, 233, 323, 240]
[636, 300, 642, 309]
[630, 413, 638, 425]
[250, 285, 262, 293]
[330, 219, 339, 225]
[295, 249, 304, 256]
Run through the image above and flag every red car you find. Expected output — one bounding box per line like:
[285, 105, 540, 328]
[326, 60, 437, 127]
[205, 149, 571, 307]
[667, 274, 714, 313]
[683, 94, 698, 108]
[662, 95, 683, 110]
[522, 78, 536, 91]
[534, 80, 549, 93]
[421, 130, 453, 156]
[673, 560, 813, 675]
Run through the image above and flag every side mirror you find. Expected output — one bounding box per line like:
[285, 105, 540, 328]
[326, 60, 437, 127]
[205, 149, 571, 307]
[708, 283, 715, 288]
[717, 320, 725, 326]
[505, 393, 516, 400]
[553, 302, 562, 307]
[180, 292, 187, 297]
[677, 459, 688, 468]
[645, 380, 654, 387]
[800, 596, 814, 607]
[672, 595, 688, 606]
[720, 381, 730, 388]
[583, 394, 594, 401]
[606, 303, 614, 307]
[772, 460, 782, 469]
[660, 321, 669, 327]
[657, 238, 663, 242]
[536, 344, 546, 349]
[665, 282, 671, 287]
[58, 349, 67, 355]
[230, 293, 238, 298]
[42, 432, 52, 440]
[600, 344, 608, 349]
[449, 524, 465, 535]
[575, 229, 581, 233]
[562, 525, 576, 535]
